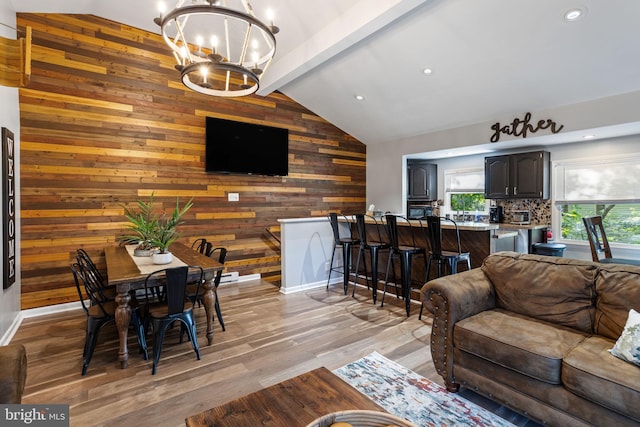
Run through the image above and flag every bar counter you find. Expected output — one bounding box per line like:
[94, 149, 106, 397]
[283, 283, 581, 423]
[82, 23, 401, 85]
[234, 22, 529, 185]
[358, 217, 548, 305]
[277, 216, 547, 305]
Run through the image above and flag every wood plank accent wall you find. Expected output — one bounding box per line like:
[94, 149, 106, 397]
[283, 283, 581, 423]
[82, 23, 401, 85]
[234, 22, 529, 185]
[16, 13, 366, 309]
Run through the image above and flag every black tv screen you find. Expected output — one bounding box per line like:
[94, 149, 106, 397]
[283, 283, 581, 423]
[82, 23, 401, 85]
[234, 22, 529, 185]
[205, 117, 289, 176]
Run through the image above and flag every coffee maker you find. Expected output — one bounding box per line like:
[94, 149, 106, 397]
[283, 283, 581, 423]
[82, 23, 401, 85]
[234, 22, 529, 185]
[489, 206, 504, 223]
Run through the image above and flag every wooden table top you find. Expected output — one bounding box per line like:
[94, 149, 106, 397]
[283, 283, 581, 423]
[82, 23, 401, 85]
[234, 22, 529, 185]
[105, 242, 223, 288]
[184, 367, 385, 427]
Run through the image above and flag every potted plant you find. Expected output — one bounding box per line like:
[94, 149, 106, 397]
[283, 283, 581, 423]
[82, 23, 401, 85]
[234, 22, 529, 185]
[148, 196, 194, 264]
[120, 194, 158, 256]
[120, 194, 194, 262]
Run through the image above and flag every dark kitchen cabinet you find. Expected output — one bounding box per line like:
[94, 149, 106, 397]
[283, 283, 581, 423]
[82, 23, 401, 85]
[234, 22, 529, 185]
[484, 151, 549, 199]
[407, 161, 437, 200]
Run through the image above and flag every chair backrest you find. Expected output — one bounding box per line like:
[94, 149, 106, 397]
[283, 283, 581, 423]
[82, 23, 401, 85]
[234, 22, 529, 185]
[383, 214, 425, 250]
[383, 214, 400, 250]
[76, 248, 105, 286]
[191, 238, 211, 256]
[426, 216, 463, 256]
[354, 214, 368, 246]
[208, 247, 228, 286]
[582, 216, 612, 261]
[327, 213, 341, 244]
[145, 266, 203, 315]
[328, 213, 355, 243]
[71, 262, 111, 317]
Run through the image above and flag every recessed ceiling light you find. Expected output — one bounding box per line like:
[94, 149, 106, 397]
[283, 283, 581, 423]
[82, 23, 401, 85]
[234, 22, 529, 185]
[423, 68, 433, 75]
[583, 134, 595, 139]
[354, 95, 365, 101]
[564, 7, 587, 22]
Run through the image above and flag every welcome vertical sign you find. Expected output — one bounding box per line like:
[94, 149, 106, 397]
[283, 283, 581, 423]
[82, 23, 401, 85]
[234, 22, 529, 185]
[2, 127, 16, 289]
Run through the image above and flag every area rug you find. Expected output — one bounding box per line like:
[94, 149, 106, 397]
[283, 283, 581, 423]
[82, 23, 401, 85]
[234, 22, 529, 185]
[334, 352, 515, 427]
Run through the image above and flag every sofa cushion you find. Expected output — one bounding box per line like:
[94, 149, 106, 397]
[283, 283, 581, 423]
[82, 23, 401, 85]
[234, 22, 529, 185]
[481, 252, 598, 333]
[594, 263, 640, 340]
[563, 335, 640, 422]
[454, 308, 588, 384]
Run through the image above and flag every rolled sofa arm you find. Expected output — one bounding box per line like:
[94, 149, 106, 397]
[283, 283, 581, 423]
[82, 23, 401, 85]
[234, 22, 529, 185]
[0, 343, 27, 404]
[420, 268, 495, 392]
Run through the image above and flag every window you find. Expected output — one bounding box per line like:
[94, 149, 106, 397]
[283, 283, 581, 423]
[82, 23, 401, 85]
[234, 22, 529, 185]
[444, 168, 488, 217]
[560, 204, 640, 244]
[553, 154, 640, 246]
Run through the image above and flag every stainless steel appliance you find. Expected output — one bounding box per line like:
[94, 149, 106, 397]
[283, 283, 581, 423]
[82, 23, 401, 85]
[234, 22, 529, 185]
[489, 206, 503, 223]
[510, 209, 531, 225]
[407, 203, 433, 219]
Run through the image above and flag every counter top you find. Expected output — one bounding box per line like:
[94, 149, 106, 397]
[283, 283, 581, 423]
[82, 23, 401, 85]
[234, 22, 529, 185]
[402, 219, 499, 231]
[498, 223, 549, 230]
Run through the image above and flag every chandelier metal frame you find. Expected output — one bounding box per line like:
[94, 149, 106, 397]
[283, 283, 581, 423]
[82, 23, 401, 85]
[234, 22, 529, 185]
[155, 0, 278, 97]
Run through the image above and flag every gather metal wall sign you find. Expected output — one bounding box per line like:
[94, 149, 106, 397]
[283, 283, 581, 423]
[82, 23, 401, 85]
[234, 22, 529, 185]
[3, 127, 16, 289]
[490, 112, 564, 143]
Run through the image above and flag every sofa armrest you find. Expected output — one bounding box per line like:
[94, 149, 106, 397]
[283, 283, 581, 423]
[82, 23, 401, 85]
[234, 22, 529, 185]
[0, 343, 27, 404]
[420, 268, 495, 392]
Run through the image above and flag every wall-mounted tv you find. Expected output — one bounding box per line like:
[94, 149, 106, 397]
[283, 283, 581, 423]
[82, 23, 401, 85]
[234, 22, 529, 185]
[205, 117, 289, 176]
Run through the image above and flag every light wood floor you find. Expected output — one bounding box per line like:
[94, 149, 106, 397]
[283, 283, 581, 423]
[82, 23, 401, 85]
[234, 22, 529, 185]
[13, 279, 538, 427]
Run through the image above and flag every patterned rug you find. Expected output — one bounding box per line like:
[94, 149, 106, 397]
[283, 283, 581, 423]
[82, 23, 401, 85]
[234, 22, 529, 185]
[334, 352, 515, 427]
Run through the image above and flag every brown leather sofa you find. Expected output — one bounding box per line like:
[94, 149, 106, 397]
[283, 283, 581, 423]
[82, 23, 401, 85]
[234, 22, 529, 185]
[0, 343, 27, 404]
[420, 251, 640, 427]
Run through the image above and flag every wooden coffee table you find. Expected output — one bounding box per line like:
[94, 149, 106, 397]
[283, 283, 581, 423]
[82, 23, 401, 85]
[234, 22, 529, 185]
[185, 367, 386, 426]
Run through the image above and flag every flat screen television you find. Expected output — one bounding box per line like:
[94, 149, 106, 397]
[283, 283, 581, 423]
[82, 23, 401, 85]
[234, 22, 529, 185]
[205, 117, 289, 176]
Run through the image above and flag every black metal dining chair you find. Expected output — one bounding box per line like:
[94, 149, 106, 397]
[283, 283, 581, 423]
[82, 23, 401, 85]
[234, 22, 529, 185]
[381, 214, 428, 317]
[327, 213, 360, 294]
[187, 247, 228, 331]
[144, 265, 203, 374]
[71, 262, 148, 376]
[352, 213, 392, 303]
[425, 216, 471, 279]
[191, 238, 212, 256]
[420, 216, 471, 320]
[76, 248, 116, 300]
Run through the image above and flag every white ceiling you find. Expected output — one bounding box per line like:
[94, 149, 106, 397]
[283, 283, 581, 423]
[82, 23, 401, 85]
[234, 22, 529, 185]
[11, 0, 640, 148]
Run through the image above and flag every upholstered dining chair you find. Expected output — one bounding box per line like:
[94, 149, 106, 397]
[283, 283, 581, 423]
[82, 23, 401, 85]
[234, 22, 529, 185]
[582, 216, 640, 266]
[144, 265, 203, 374]
[71, 262, 148, 375]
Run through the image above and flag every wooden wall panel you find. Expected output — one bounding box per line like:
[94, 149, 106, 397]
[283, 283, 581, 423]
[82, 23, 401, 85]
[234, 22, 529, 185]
[17, 13, 366, 309]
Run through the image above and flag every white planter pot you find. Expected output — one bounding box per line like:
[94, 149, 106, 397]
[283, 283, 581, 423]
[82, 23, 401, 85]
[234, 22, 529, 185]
[133, 247, 154, 257]
[152, 252, 173, 265]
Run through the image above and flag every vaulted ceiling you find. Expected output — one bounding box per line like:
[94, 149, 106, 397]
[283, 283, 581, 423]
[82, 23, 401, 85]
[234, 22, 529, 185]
[11, 0, 640, 147]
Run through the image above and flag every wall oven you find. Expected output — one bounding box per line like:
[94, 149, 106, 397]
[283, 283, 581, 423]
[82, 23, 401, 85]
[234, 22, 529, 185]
[407, 203, 433, 219]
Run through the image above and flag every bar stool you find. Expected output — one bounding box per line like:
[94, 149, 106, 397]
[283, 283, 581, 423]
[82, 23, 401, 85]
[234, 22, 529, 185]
[352, 213, 392, 303]
[327, 213, 360, 294]
[420, 216, 471, 319]
[381, 214, 428, 317]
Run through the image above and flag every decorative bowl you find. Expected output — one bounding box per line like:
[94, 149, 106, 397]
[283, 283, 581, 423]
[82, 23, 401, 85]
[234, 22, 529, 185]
[306, 410, 417, 427]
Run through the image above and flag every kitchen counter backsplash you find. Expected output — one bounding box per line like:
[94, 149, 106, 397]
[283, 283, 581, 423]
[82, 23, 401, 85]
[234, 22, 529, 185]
[495, 199, 551, 224]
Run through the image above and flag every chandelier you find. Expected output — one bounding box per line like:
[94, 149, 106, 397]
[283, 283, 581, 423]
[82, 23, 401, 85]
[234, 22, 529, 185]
[155, 0, 279, 97]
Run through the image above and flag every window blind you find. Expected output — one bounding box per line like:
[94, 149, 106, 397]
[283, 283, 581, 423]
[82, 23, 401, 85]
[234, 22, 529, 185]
[444, 168, 484, 192]
[554, 154, 640, 204]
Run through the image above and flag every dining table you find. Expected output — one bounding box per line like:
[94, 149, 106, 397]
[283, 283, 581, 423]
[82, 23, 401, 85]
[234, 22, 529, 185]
[105, 242, 224, 368]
